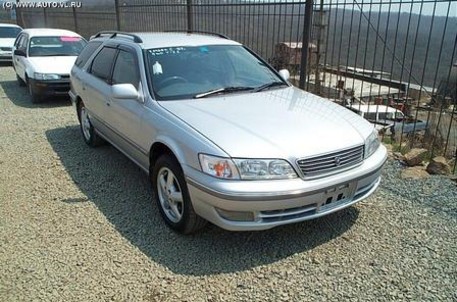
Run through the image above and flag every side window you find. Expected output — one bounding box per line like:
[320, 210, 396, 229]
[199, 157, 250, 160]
[89, 47, 117, 82]
[75, 41, 102, 68]
[112, 50, 140, 88]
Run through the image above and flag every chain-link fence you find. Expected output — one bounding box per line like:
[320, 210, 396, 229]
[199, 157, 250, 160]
[5, 0, 457, 172]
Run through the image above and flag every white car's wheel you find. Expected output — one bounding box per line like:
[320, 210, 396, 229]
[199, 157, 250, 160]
[28, 81, 41, 104]
[16, 74, 25, 87]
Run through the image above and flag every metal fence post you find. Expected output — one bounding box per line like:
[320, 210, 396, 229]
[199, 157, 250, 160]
[43, 7, 47, 27]
[15, 7, 23, 27]
[187, 0, 193, 31]
[72, 7, 78, 33]
[299, 0, 314, 90]
[114, 0, 121, 31]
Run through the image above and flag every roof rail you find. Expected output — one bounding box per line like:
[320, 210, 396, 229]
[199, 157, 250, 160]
[165, 30, 229, 40]
[91, 31, 143, 43]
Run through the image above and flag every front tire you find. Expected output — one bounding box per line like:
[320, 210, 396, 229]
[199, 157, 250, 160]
[28, 81, 41, 103]
[16, 74, 25, 87]
[77, 101, 104, 147]
[152, 155, 207, 234]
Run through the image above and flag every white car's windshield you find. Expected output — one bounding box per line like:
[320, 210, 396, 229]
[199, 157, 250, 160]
[29, 36, 87, 57]
[0, 27, 21, 38]
[379, 111, 404, 121]
[146, 45, 286, 100]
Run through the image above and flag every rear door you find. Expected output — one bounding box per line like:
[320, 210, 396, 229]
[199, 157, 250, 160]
[71, 40, 102, 94]
[82, 45, 117, 135]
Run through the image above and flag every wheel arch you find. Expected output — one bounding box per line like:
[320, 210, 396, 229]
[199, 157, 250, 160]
[149, 141, 183, 174]
[75, 96, 83, 121]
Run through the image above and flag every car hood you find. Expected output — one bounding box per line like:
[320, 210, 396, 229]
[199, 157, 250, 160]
[27, 56, 77, 75]
[159, 87, 375, 158]
[0, 38, 15, 48]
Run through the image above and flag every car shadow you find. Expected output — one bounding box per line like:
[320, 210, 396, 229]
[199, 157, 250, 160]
[0, 78, 71, 108]
[46, 125, 360, 276]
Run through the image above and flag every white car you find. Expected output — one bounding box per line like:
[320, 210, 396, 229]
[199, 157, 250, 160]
[0, 23, 22, 62]
[348, 104, 428, 134]
[12, 28, 87, 103]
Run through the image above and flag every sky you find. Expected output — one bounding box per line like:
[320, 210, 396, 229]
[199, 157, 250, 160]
[250, 0, 457, 17]
[344, 1, 457, 17]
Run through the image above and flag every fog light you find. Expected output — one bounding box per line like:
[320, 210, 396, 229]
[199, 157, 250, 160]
[216, 208, 255, 221]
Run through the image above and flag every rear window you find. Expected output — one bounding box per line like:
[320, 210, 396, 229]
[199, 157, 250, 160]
[89, 47, 117, 82]
[75, 41, 102, 68]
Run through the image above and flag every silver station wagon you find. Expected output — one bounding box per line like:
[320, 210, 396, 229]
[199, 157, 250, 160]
[69, 31, 387, 234]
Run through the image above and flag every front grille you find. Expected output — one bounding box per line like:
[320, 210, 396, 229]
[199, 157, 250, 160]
[259, 204, 317, 223]
[297, 145, 364, 178]
[0, 47, 12, 51]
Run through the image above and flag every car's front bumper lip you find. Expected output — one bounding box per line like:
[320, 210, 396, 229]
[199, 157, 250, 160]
[29, 78, 70, 96]
[184, 145, 387, 231]
[0, 52, 13, 61]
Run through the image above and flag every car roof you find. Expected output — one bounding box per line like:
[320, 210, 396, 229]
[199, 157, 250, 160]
[93, 32, 241, 49]
[0, 23, 22, 28]
[350, 105, 403, 114]
[20, 28, 82, 37]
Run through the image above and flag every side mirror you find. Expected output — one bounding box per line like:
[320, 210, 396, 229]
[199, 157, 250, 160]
[14, 49, 26, 57]
[278, 69, 290, 81]
[111, 83, 139, 100]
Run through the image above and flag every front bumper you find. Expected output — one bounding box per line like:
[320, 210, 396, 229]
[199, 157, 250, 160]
[0, 52, 13, 62]
[28, 78, 70, 97]
[184, 145, 387, 231]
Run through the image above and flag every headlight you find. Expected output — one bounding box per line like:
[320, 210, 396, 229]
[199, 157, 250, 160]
[34, 72, 61, 80]
[199, 154, 298, 180]
[199, 154, 240, 179]
[233, 158, 297, 180]
[365, 129, 380, 158]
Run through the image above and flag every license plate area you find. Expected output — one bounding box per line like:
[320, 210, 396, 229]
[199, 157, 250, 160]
[319, 182, 356, 211]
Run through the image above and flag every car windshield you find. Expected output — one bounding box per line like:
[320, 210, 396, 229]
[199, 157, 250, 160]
[0, 26, 21, 38]
[146, 45, 285, 100]
[29, 36, 87, 57]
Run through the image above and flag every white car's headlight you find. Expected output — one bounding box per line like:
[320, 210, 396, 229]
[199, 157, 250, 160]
[34, 72, 61, 80]
[365, 129, 380, 158]
[199, 154, 297, 180]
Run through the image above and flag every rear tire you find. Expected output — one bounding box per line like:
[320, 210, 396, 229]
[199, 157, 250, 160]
[152, 155, 207, 234]
[77, 100, 104, 147]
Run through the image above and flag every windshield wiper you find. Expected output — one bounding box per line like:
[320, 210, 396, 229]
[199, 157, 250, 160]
[253, 81, 288, 92]
[194, 86, 254, 99]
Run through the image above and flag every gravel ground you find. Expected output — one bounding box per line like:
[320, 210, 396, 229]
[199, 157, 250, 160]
[0, 65, 456, 302]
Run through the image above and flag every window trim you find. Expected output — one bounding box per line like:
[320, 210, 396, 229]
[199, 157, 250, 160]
[111, 46, 141, 89]
[88, 46, 118, 84]
[75, 40, 103, 69]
